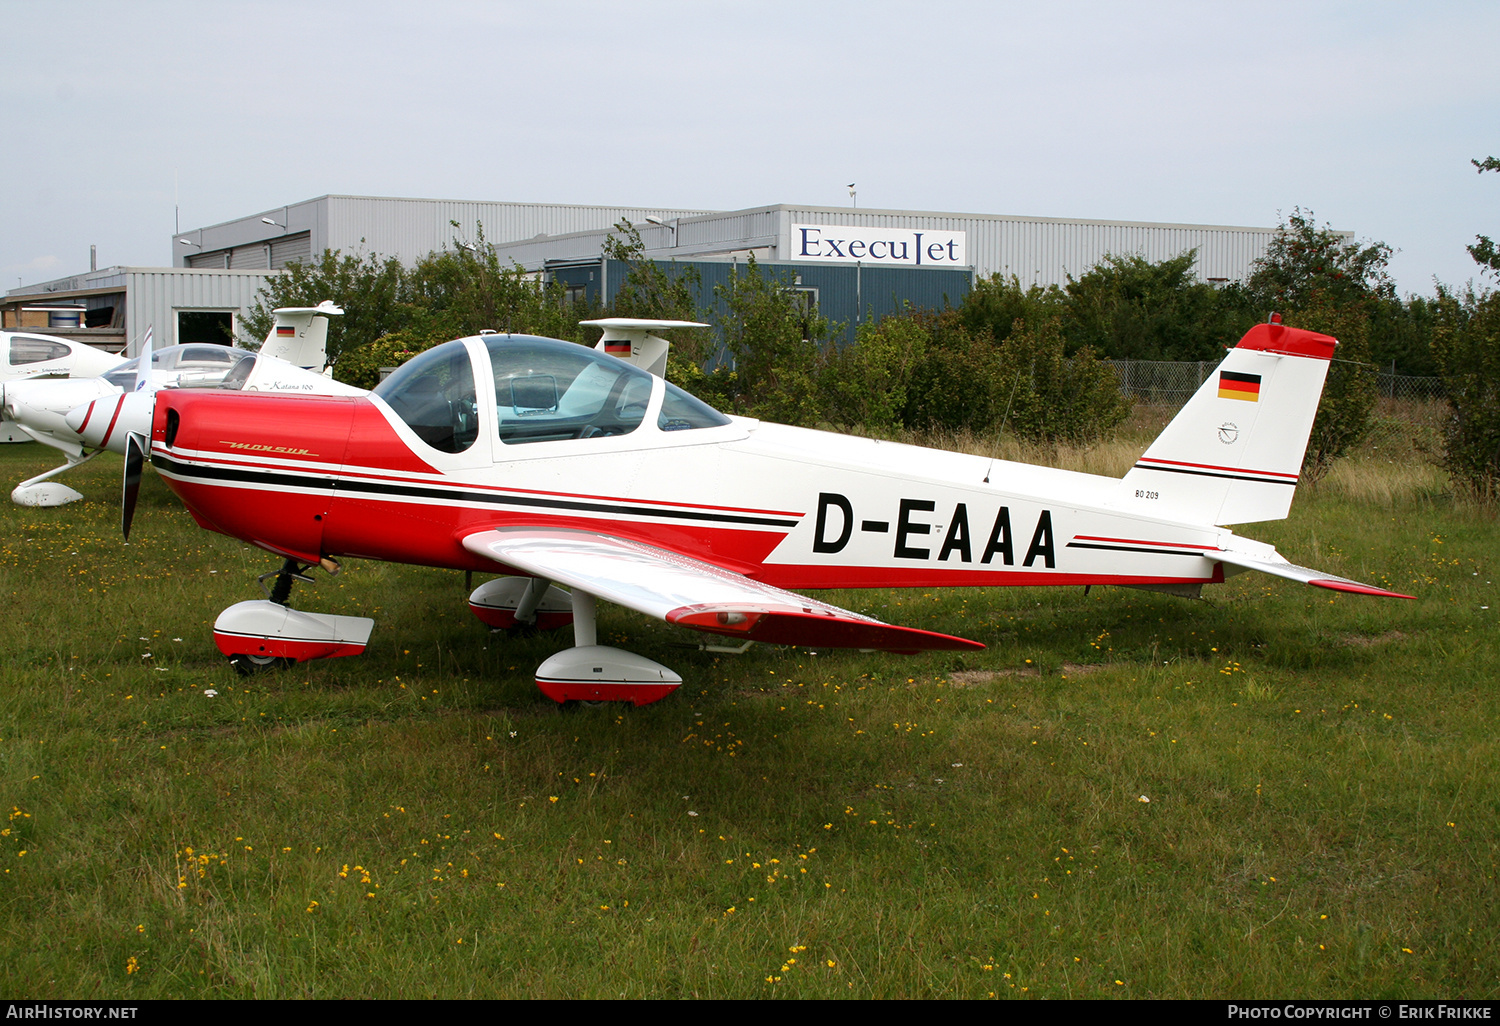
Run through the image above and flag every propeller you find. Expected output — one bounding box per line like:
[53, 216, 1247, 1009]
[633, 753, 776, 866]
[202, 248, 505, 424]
[121, 432, 144, 541]
[120, 326, 155, 541]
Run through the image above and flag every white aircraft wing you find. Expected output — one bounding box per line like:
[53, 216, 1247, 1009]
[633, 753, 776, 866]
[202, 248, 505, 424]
[461, 526, 984, 652]
[1215, 548, 1414, 599]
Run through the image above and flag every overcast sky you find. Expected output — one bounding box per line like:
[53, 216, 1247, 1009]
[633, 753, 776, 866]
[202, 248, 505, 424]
[4, 0, 1495, 296]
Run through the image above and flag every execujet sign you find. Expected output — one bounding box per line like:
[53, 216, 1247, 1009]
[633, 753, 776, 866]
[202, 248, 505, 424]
[792, 224, 967, 267]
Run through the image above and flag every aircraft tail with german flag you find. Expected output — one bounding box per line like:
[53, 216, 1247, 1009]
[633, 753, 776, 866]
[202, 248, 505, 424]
[1117, 317, 1336, 527]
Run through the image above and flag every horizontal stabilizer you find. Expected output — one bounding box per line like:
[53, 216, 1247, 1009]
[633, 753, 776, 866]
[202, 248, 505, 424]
[581, 318, 708, 378]
[1216, 549, 1414, 599]
[461, 526, 984, 652]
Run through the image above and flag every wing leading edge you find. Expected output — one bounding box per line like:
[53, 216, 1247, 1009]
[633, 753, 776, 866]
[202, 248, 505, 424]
[460, 526, 984, 652]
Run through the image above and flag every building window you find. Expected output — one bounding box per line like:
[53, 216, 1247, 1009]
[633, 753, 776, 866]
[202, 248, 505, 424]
[177, 310, 234, 345]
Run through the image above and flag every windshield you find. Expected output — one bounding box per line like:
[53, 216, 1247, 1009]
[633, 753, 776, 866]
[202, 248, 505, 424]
[486, 335, 654, 444]
[372, 340, 479, 453]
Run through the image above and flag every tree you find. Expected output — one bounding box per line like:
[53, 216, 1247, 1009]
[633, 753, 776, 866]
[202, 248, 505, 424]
[407, 223, 586, 343]
[1245, 211, 1396, 472]
[241, 249, 409, 367]
[1061, 251, 1257, 361]
[1246, 208, 1395, 311]
[1469, 157, 1500, 277]
[713, 256, 830, 424]
[1289, 297, 1379, 480]
[601, 220, 702, 324]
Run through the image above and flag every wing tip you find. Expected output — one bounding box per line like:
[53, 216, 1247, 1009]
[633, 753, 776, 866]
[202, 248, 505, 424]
[1309, 578, 1416, 600]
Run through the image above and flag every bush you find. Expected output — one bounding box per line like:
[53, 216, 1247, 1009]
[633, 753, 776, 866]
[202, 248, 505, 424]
[1285, 298, 1378, 480]
[1062, 252, 1258, 361]
[998, 317, 1133, 444]
[959, 274, 1063, 346]
[816, 310, 929, 432]
[899, 311, 1006, 433]
[1433, 286, 1500, 500]
[332, 331, 450, 391]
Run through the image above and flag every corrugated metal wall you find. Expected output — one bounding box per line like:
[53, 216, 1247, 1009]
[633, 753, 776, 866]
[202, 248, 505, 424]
[323, 197, 712, 264]
[124, 269, 277, 354]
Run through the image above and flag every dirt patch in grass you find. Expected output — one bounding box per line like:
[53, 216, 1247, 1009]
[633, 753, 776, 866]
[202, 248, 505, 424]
[1341, 630, 1408, 648]
[949, 662, 1108, 685]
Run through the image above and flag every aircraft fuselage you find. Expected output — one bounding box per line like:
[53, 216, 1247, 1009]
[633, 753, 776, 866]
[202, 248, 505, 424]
[151, 387, 1235, 597]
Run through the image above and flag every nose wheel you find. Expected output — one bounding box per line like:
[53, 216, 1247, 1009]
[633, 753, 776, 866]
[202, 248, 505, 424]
[228, 652, 295, 676]
[214, 557, 373, 672]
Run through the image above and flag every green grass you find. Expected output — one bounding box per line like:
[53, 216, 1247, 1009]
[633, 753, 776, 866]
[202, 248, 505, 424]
[0, 435, 1496, 999]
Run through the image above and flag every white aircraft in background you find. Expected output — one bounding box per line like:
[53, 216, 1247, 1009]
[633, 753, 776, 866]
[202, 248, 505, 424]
[0, 331, 127, 442]
[130, 316, 1412, 699]
[3, 301, 359, 506]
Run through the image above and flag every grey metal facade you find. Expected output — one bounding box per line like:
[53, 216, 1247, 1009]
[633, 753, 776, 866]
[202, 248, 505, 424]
[175, 195, 712, 271]
[493, 204, 1289, 287]
[4, 267, 276, 355]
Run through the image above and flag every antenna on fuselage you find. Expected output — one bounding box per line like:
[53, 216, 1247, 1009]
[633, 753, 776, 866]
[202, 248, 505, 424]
[581, 318, 708, 378]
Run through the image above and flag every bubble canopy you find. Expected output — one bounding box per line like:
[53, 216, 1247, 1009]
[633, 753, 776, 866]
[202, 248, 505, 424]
[372, 334, 729, 454]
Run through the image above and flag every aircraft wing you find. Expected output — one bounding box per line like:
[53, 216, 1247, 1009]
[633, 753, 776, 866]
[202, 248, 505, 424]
[1215, 548, 1414, 599]
[460, 526, 985, 652]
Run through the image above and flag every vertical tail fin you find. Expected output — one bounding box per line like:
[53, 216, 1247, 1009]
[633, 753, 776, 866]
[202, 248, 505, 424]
[1118, 321, 1337, 526]
[262, 301, 343, 371]
[580, 318, 709, 378]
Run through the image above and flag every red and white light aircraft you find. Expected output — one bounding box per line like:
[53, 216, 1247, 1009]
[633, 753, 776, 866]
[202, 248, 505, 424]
[135, 317, 1410, 702]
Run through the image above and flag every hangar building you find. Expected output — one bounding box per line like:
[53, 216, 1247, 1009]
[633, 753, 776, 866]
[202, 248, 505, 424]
[6, 195, 1287, 356]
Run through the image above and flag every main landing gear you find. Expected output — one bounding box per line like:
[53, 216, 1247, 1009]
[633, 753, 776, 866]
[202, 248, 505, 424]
[467, 576, 681, 707]
[213, 557, 374, 676]
[211, 562, 678, 705]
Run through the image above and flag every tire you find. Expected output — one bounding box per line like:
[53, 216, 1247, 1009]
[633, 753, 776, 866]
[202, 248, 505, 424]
[229, 652, 294, 676]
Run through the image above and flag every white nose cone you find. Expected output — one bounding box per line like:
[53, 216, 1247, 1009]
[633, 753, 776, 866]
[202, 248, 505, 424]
[65, 391, 155, 454]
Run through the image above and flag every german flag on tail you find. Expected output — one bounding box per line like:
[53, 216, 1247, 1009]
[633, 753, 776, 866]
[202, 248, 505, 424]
[1218, 370, 1261, 402]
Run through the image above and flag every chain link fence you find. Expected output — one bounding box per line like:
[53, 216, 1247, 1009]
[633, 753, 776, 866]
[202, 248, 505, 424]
[1104, 359, 1446, 407]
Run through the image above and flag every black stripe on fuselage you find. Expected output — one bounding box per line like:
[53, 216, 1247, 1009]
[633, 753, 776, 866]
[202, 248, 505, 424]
[1065, 542, 1212, 558]
[1132, 462, 1297, 486]
[153, 453, 802, 529]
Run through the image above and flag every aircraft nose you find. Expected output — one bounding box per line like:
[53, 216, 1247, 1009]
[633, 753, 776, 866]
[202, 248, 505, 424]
[67, 391, 154, 453]
[62, 403, 90, 435]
